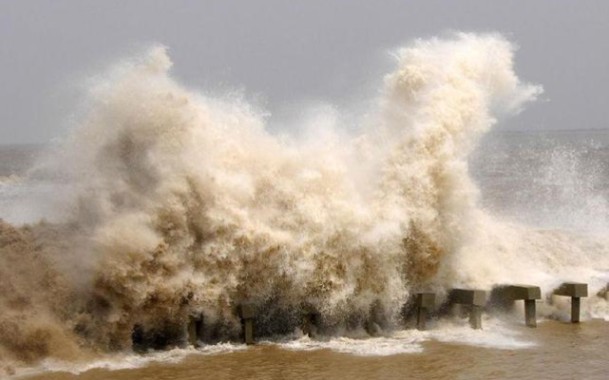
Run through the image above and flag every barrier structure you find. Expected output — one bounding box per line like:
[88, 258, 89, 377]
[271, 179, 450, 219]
[239, 303, 256, 345]
[448, 289, 487, 329]
[491, 285, 541, 327]
[187, 313, 204, 347]
[553, 282, 588, 323]
[415, 292, 436, 330]
[302, 310, 321, 337]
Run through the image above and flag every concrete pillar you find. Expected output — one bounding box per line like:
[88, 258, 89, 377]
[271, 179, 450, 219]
[417, 307, 428, 330]
[415, 293, 435, 330]
[187, 314, 204, 347]
[132, 324, 145, 353]
[243, 320, 254, 345]
[302, 311, 321, 337]
[553, 282, 588, 323]
[490, 285, 541, 327]
[239, 303, 256, 345]
[448, 289, 487, 330]
[366, 300, 387, 336]
[524, 300, 536, 327]
[572, 297, 581, 323]
[469, 305, 482, 329]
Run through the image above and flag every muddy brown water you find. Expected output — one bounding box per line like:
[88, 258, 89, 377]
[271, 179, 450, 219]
[21, 320, 609, 380]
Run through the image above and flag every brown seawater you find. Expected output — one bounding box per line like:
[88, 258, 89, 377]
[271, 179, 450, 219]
[2, 32, 609, 379]
[21, 321, 609, 380]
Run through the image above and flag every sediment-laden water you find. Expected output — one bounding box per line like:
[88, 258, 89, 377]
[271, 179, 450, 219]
[1, 32, 609, 378]
[19, 320, 609, 380]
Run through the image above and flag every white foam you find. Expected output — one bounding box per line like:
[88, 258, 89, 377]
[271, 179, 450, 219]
[272, 317, 534, 357]
[12, 343, 247, 378]
[277, 334, 425, 356]
[428, 318, 536, 350]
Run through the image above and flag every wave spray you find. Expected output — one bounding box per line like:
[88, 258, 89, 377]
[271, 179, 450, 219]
[3, 33, 609, 373]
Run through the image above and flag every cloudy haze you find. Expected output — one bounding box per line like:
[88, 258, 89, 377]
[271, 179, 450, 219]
[1, 0, 608, 144]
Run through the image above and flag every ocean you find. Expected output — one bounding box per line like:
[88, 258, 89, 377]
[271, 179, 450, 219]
[1, 33, 609, 379]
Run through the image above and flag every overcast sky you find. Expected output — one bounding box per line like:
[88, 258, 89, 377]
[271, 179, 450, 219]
[1, 1, 608, 144]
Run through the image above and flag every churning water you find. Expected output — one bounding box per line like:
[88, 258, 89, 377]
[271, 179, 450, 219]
[1, 33, 609, 379]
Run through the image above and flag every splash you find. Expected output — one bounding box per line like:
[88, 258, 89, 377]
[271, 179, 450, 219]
[3, 32, 609, 374]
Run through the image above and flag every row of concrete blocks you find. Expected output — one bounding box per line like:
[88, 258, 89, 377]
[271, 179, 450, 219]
[187, 304, 322, 346]
[187, 304, 258, 346]
[185, 282, 588, 346]
[417, 282, 588, 330]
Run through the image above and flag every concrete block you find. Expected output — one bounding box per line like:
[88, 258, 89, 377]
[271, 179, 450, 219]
[243, 319, 254, 345]
[416, 306, 428, 330]
[187, 314, 204, 346]
[239, 303, 256, 320]
[525, 299, 537, 328]
[238, 303, 256, 345]
[366, 300, 388, 335]
[469, 305, 482, 329]
[302, 311, 321, 337]
[490, 285, 540, 308]
[416, 293, 436, 309]
[553, 282, 588, 323]
[415, 293, 435, 331]
[494, 285, 541, 300]
[449, 289, 487, 306]
[448, 289, 487, 330]
[554, 282, 588, 298]
[571, 297, 581, 324]
[491, 284, 541, 327]
[131, 324, 146, 353]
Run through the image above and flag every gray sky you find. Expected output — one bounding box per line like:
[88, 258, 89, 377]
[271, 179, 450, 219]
[1, 0, 608, 144]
